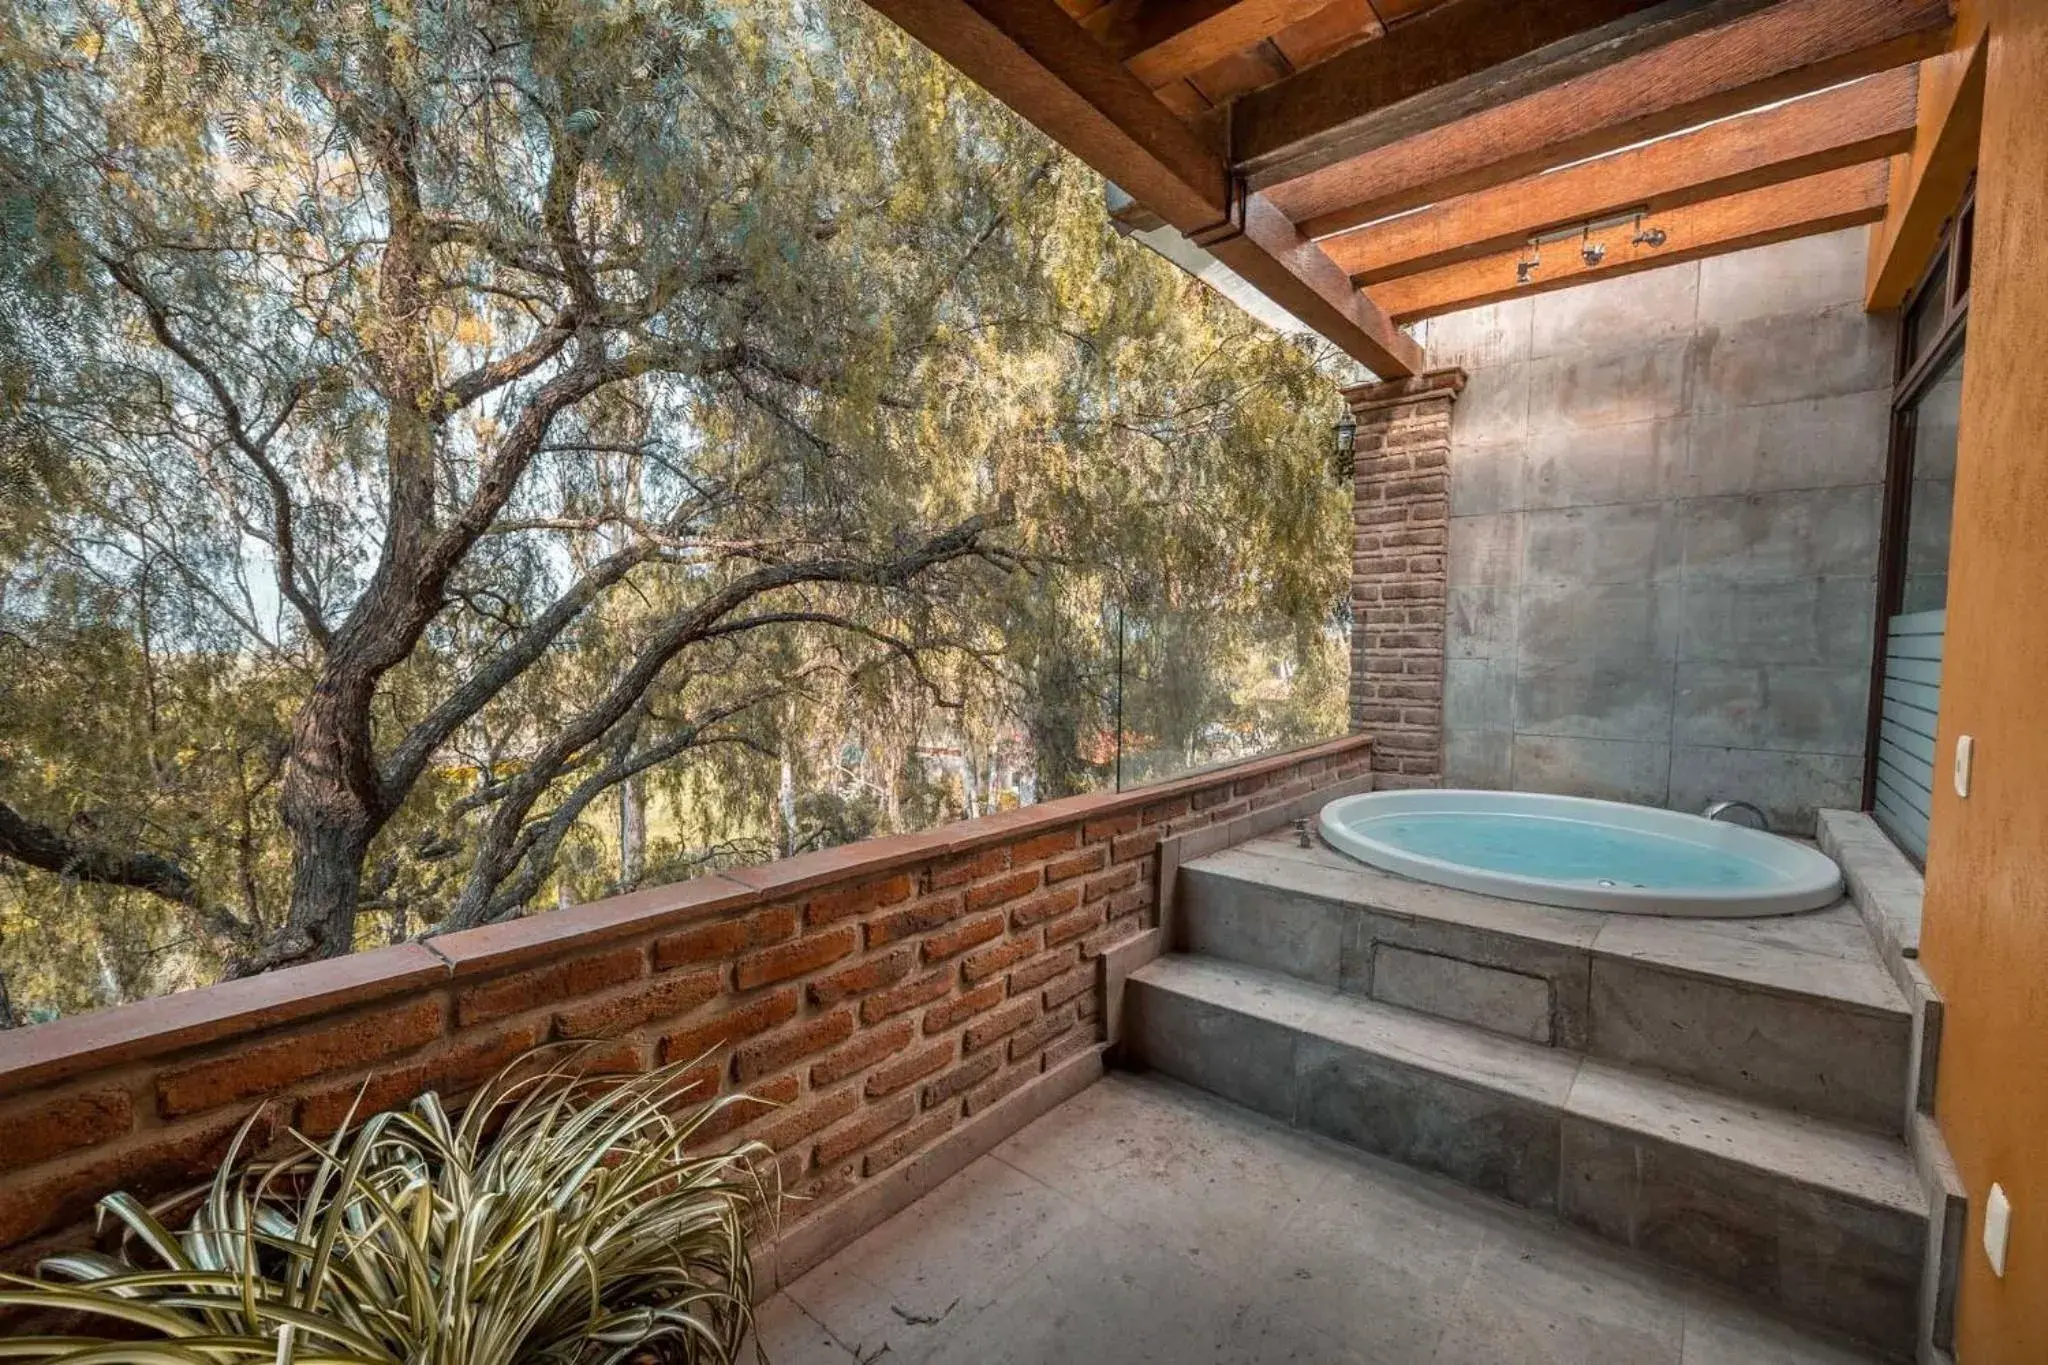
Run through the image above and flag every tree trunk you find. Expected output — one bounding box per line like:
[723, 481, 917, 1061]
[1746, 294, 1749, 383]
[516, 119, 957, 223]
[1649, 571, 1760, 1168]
[882, 751, 902, 831]
[960, 741, 981, 820]
[777, 751, 797, 860]
[273, 677, 384, 963]
[92, 939, 121, 1009]
[280, 817, 374, 960]
[618, 775, 646, 887]
[253, 48, 440, 971]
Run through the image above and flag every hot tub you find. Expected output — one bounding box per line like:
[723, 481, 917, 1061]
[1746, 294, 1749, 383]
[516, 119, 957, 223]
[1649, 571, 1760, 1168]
[1318, 789, 1843, 917]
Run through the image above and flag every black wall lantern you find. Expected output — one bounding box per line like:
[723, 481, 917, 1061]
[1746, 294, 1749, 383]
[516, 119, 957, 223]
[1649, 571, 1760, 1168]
[1331, 410, 1357, 482]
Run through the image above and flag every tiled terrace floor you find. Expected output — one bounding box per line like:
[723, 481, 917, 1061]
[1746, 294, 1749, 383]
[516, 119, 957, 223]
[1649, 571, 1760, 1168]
[751, 1072, 1881, 1364]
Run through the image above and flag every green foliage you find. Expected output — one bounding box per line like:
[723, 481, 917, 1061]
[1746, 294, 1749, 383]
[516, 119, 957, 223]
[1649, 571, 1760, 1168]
[0, 1047, 771, 1363]
[0, 0, 1348, 1017]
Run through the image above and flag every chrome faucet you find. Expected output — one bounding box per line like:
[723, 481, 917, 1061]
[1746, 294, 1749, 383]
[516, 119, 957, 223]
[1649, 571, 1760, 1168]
[1703, 799, 1770, 832]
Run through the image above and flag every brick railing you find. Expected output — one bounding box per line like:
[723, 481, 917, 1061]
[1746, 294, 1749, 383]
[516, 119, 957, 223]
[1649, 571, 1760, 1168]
[0, 734, 1371, 1280]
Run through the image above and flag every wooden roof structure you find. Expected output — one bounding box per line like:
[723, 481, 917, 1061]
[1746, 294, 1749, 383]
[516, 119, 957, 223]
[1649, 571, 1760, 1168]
[860, 0, 1953, 376]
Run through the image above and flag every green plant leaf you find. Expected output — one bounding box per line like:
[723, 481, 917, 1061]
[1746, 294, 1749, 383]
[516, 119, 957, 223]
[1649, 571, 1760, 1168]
[3, 1050, 769, 1364]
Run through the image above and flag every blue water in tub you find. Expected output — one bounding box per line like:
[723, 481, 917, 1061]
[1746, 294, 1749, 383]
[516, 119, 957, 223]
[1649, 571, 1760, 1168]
[1351, 812, 1784, 889]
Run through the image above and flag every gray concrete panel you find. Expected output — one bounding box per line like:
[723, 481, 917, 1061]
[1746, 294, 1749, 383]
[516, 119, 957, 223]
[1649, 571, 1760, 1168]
[1527, 337, 1697, 433]
[1680, 485, 1882, 584]
[1693, 307, 1894, 412]
[1667, 746, 1867, 837]
[1510, 735, 1672, 807]
[1515, 661, 1678, 743]
[1672, 664, 1873, 755]
[1533, 259, 1702, 359]
[1295, 1034, 1563, 1211]
[1523, 418, 1689, 510]
[1695, 229, 1870, 328]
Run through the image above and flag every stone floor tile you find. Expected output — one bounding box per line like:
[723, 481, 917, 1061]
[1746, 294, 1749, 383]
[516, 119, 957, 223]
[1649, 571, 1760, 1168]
[1247, 1147, 1484, 1361]
[1680, 1296, 1879, 1364]
[1431, 1227, 1686, 1365]
[742, 1292, 861, 1363]
[990, 1067, 1328, 1265]
[781, 1152, 1086, 1362]
[922, 1210, 1373, 1365]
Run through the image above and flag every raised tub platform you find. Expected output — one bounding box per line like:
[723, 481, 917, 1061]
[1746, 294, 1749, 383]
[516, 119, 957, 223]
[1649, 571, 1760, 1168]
[1128, 829, 1933, 1358]
[1175, 832, 1913, 1130]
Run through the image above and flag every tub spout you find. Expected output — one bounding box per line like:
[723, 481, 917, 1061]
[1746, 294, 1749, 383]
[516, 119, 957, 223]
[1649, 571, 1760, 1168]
[1703, 799, 1770, 832]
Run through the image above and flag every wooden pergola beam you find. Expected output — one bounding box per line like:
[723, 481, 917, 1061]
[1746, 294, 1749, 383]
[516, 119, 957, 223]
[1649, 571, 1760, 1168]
[1269, 0, 1951, 239]
[1865, 29, 1986, 309]
[1081, 0, 1334, 89]
[861, 0, 1423, 375]
[1229, 0, 1777, 190]
[1325, 69, 1918, 285]
[1367, 161, 1890, 321]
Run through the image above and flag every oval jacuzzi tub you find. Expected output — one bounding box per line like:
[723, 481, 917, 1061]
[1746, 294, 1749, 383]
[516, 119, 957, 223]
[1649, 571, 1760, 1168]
[1318, 789, 1843, 917]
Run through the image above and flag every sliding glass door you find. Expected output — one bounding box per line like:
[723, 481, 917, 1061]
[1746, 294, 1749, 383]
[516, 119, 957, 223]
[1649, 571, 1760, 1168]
[1866, 192, 1971, 862]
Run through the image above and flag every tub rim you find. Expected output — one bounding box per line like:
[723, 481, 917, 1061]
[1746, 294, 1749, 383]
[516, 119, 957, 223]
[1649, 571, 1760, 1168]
[1318, 788, 1844, 917]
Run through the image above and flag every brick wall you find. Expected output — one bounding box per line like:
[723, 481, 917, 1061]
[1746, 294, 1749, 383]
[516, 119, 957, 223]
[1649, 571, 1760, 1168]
[1347, 367, 1466, 789]
[0, 734, 1372, 1273]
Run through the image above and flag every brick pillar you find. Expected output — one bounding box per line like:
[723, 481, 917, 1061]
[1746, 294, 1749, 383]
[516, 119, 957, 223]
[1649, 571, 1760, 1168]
[1345, 367, 1466, 789]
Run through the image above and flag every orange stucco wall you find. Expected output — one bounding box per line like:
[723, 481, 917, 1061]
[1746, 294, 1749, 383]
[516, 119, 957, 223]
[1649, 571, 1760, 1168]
[1915, 3, 2048, 1362]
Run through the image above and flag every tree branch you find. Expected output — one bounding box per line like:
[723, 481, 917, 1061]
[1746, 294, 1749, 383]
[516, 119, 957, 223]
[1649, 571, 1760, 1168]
[98, 253, 331, 647]
[0, 800, 199, 907]
[379, 535, 659, 807]
[436, 306, 581, 414]
[460, 693, 782, 927]
[438, 512, 1009, 924]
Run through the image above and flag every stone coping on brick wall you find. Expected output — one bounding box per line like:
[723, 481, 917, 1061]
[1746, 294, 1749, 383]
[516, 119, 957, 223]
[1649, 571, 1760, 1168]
[0, 733, 1369, 1098]
[0, 734, 1372, 1266]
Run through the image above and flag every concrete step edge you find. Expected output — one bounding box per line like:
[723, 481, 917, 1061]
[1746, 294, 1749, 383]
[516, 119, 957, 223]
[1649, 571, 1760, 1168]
[1130, 953, 1927, 1220]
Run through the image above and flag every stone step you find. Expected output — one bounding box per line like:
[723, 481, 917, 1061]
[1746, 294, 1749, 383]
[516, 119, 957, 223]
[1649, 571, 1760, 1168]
[1125, 954, 1926, 1360]
[1178, 836, 1913, 1134]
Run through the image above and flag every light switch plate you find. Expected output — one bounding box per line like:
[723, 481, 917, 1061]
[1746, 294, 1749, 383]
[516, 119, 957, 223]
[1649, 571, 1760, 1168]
[1955, 734, 1974, 799]
[1985, 1181, 2011, 1278]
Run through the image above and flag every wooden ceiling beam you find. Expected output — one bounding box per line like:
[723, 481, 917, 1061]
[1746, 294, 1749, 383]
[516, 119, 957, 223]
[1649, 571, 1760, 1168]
[1227, 0, 1780, 190]
[863, 0, 1226, 230]
[861, 0, 1423, 374]
[1325, 69, 1918, 285]
[1367, 161, 1890, 321]
[1081, 0, 1336, 89]
[1272, 0, 1951, 239]
[1865, 29, 1986, 309]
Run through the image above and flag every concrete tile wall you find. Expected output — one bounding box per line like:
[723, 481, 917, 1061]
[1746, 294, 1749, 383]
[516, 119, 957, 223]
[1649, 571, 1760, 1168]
[1420, 230, 1894, 833]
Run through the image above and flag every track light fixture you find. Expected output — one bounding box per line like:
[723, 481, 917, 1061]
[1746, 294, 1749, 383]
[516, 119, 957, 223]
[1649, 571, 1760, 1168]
[1512, 208, 1670, 288]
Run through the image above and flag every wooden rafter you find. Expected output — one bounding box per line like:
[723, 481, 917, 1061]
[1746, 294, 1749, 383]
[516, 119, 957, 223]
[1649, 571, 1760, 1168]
[1865, 29, 1986, 309]
[1081, 0, 1335, 89]
[1226, 0, 1780, 190]
[1325, 69, 1918, 286]
[1269, 0, 1951, 239]
[1367, 161, 1890, 321]
[863, 0, 1423, 374]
